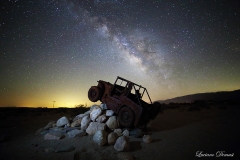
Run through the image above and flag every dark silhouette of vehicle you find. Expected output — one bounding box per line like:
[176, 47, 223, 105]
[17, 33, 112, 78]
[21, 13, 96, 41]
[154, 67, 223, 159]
[88, 76, 162, 128]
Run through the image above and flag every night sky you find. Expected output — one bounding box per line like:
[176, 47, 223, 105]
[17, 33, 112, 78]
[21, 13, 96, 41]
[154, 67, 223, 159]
[1, 0, 240, 108]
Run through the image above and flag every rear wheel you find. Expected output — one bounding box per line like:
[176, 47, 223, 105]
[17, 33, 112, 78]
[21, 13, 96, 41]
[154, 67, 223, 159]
[117, 106, 135, 127]
[88, 86, 101, 102]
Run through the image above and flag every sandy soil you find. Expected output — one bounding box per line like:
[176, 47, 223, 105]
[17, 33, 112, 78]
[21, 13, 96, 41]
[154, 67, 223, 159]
[0, 106, 239, 160]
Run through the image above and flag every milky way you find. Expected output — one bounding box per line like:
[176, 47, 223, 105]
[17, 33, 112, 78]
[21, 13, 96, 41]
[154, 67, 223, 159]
[62, 0, 175, 87]
[1, 0, 240, 107]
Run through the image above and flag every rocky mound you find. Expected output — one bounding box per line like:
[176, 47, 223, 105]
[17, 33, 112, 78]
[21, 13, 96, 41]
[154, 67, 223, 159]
[35, 104, 151, 152]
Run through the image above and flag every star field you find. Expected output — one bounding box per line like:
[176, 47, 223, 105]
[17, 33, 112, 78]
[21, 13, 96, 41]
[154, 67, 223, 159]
[1, 0, 240, 107]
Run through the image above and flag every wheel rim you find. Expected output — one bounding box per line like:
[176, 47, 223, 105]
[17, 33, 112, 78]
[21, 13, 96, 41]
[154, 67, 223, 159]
[91, 90, 96, 97]
[122, 111, 130, 121]
[118, 106, 135, 127]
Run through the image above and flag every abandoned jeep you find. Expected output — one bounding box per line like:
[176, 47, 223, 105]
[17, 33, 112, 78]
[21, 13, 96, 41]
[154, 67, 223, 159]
[88, 76, 161, 128]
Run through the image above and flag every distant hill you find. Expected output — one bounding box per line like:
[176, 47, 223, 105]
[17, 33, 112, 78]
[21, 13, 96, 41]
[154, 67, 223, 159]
[158, 89, 240, 104]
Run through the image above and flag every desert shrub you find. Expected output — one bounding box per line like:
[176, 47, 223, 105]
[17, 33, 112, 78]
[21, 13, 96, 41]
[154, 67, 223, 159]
[75, 103, 87, 108]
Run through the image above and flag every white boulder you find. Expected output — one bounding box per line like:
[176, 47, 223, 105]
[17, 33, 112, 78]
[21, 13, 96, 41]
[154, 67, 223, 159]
[106, 116, 118, 130]
[67, 129, 83, 138]
[122, 129, 129, 137]
[73, 114, 84, 122]
[96, 114, 107, 123]
[56, 116, 69, 127]
[90, 104, 99, 111]
[90, 107, 102, 121]
[143, 135, 152, 143]
[44, 132, 64, 140]
[71, 118, 82, 127]
[108, 132, 119, 145]
[81, 115, 91, 130]
[86, 122, 106, 135]
[83, 110, 91, 115]
[114, 136, 131, 151]
[114, 128, 123, 136]
[93, 130, 108, 146]
[100, 103, 108, 110]
[106, 110, 114, 116]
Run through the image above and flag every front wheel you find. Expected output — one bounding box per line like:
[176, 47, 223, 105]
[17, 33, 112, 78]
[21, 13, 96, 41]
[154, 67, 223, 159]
[117, 106, 135, 127]
[88, 86, 101, 102]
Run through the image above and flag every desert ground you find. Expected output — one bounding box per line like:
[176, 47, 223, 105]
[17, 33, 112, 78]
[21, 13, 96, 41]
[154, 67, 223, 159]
[0, 105, 239, 160]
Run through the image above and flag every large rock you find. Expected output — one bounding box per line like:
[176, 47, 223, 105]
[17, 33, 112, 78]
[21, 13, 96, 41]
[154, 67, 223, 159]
[129, 128, 143, 138]
[114, 129, 122, 136]
[44, 132, 64, 140]
[114, 136, 131, 151]
[73, 114, 85, 122]
[93, 130, 108, 146]
[71, 118, 82, 127]
[122, 129, 129, 137]
[83, 110, 91, 116]
[142, 135, 152, 143]
[65, 123, 70, 128]
[86, 122, 106, 135]
[67, 129, 84, 138]
[73, 110, 90, 122]
[81, 115, 91, 130]
[106, 116, 118, 130]
[90, 107, 102, 121]
[49, 127, 66, 134]
[96, 114, 107, 123]
[108, 132, 119, 145]
[106, 110, 114, 116]
[100, 103, 108, 110]
[90, 104, 99, 111]
[56, 116, 69, 127]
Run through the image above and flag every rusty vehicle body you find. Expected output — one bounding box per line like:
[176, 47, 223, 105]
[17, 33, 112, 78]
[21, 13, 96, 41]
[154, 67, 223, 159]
[88, 76, 161, 128]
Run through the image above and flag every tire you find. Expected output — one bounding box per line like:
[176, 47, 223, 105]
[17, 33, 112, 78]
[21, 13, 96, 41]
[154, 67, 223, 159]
[88, 86, 101, 102]
[117, 106, 135, 127]
[97, 82, 105, 99]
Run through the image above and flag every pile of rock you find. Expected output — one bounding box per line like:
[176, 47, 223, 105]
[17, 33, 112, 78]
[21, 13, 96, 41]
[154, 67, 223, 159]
[36, 103, 150, 152]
